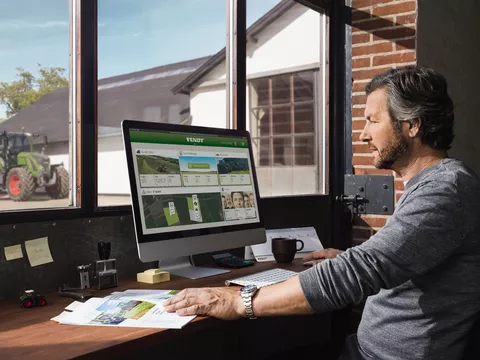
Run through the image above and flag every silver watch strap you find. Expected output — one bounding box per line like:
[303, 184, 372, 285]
[242, 292, 256, 319]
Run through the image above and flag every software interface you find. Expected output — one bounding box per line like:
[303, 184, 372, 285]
[129, 129, 260, 235]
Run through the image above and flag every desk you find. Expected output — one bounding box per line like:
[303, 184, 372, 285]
[0, 261, 331, 360]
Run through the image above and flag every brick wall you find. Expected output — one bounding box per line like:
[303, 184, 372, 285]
[350, 0, 417, 244]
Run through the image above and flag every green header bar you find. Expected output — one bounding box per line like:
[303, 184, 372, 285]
[130, 130, 248, 148]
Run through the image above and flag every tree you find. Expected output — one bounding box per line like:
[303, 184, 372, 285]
[0, 65, 68, 119]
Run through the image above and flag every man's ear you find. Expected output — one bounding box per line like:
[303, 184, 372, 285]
[408, 119, 421, 138]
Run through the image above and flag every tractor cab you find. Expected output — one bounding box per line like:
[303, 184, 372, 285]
[0, 131, 68, 201]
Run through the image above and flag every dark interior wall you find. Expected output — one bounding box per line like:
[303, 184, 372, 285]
[417, 0, 480, 175]
[0, 196, 332, 300]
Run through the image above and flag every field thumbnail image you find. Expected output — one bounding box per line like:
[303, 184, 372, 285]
[217, 158, 250, 175]
[142, 192, 224, 229]
[90, 300, 155, 325]
[136, 155, 180, 175]
[179, 156, 218, 175]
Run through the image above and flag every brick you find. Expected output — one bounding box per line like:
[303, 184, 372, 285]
[352, 42, 393, 57]
[354, 167, 393, 176]
[396, 37, 416, 51]
[352, 32, 371, 44]
[353, 0, 392, 9]
[396, 13, 416, 26]
[353, 16, 394, 32]
[395, 180, 405, 191]
[373, 51, 416, 66]
[353, 227, 372, 239]
[352, 107, 366, 118]
[373, 26, 416, 42]
[353, 216, 387, 228]
[351, 131, 363, 142]
[352, 155, 373, 166]
[352, 94, 367, 105]
[352, 9, 371, 22]
[353, 66, 392, 81]
[352, 80, 368, 93]
[352, 120, 366, 131]
[373, 2, 416, 17]
[353, 143, 371, 154]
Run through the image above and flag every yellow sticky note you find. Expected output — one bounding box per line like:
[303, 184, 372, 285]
[25, 237, 54, 267]
[4, 245, 23, 261]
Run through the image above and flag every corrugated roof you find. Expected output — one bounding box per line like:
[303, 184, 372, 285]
[0, 56, 211, 143]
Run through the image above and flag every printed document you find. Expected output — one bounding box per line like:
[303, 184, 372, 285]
[59, 289, 195, 329]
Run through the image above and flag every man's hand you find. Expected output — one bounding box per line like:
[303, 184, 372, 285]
[163, 287, 244, 320]
[302, 248, 344, 265]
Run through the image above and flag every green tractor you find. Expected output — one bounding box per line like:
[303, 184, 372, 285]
[0, 131, 69, 201]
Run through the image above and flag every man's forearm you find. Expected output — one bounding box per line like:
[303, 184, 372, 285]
[251, 276, 314, 317]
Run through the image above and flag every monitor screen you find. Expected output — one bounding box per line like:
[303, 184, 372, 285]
[130, 128, 260, 236]
[122, 120, 266, 266]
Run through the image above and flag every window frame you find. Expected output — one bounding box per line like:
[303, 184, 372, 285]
[0, 0, 340, 224]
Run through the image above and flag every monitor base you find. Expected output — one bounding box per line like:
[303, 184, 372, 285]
[159, 257, 230, 279]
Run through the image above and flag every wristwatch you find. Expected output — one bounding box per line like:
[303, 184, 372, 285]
[240, 284, 259, 319]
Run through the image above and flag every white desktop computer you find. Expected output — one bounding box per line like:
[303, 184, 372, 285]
[122, 120, 267, 279]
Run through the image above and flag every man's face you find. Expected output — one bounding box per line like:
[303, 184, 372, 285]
[249, 193, 255, 207]
[243, 196, 250, 208]
[226, 196, 232, 208]
[232, 192, 244, 208]
[360, 89, 408, 169]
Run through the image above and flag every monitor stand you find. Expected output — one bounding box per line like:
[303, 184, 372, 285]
[159, 256, 230, 279]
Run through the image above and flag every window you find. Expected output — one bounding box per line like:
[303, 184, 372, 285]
[0, 0, 73, 211]
[246, 1, 327, 197]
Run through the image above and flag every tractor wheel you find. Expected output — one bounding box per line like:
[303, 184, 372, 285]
[45, 166, 69, 199]
[6, 167, 36, 201]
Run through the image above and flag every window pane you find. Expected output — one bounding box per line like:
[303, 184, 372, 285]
[273, 137, 293, 166]
[250, 108, 270, 137]
[247, 1, 326, 196]
[294, 103, 315, 134]
[250, 78, 270, 107]
[295, 136, 315, 165]
[271, 74, 291, 106]
[294, 72, 315, 102]
[272, 105, 291, 135]
[97, 0, 227, 207]
[0, 0, 72, 211]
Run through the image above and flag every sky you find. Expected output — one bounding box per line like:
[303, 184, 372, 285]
[0, 0, 281, 118]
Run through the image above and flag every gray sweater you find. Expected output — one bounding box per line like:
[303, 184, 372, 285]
[299, 158, 480, 360]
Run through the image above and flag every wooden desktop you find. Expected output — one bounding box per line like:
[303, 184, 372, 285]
[0, 261, 331, 360]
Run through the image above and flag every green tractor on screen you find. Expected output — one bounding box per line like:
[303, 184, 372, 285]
[0, 131, 69, 201]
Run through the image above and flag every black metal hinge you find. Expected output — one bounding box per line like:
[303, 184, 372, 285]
[337, 174, 394, 215]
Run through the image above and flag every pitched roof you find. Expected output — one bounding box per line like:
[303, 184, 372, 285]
[171, 0, 297, 95]
[0, 56, 210, 143]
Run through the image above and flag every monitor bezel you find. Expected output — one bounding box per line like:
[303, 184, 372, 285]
[122, 119, 264, 245]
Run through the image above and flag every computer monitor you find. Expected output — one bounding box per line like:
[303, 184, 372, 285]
[122, 120, 266, 279]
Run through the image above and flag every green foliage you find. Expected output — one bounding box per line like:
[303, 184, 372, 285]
[0, 64, 68, 119]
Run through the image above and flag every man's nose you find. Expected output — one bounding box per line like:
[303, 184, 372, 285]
[359, 123, 370, 142]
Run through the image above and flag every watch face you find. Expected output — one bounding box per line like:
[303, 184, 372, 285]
[240, 284, 257, 293]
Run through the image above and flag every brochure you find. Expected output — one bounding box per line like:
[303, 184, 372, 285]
[59, 289, 195, 329]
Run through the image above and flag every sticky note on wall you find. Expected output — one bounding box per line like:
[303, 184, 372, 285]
[24, 237, 54, 267]
[4, 245, 23, 261]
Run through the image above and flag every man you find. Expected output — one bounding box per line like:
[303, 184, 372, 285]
[231, 191, 244, 209]
[249, 192, 255, 208]
[164, 66, 480, 359]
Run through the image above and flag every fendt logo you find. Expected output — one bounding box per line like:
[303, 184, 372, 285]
[186, 137, 204, 143]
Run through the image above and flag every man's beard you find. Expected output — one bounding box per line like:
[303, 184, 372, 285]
[373, 129, 408, 170]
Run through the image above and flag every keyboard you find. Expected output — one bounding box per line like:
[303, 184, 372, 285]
[225, 268, 299, 288]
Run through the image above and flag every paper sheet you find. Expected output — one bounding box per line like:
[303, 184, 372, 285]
[4, 244, 23, 261]
[24, 237, 54, 267]
[251, 227, 324, 262]
[51, 311, 72, 323]
[65, 301, 84, 312]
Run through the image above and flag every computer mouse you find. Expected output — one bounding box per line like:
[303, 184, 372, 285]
[302, 261, 316, 267]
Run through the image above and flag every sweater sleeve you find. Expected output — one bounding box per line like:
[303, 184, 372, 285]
[299, 181, 464, 313]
